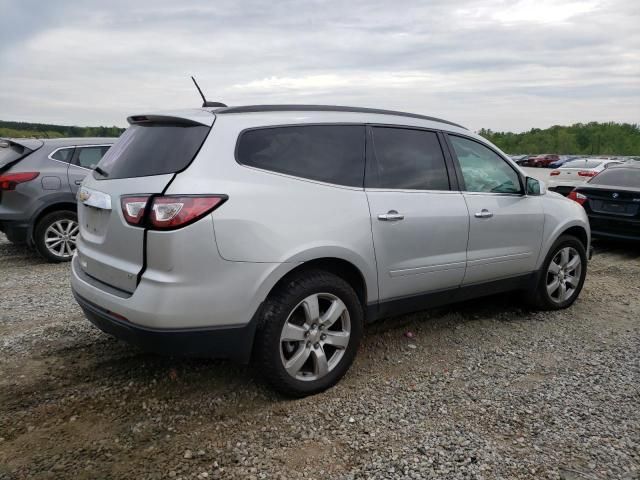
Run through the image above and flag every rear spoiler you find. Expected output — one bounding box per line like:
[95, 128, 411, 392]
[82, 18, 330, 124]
[0, 138, 44, 173]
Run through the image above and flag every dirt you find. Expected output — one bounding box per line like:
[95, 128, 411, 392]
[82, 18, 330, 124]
[0, 234, 638, 479]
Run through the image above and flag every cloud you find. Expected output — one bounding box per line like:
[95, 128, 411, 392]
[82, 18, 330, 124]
[0, 0, 638, 131]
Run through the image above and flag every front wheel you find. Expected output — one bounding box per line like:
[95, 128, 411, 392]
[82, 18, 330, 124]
[34, 210, 79, 263]
[254, 270, 363, 397]
[526, 235, 587, 310]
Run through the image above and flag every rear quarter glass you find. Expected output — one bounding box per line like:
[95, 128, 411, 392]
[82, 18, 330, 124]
[95, 123, 210, 180]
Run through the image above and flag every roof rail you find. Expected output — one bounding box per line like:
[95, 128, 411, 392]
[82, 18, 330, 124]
[214, 104, 466, 129]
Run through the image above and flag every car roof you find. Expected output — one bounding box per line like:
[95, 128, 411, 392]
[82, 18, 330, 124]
[210, 104, 467, 130]
[607, 162, 640, 170]
[39, 137, 117, 146]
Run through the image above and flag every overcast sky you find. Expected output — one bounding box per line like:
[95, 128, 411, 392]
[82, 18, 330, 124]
[1, 0, 638, 132]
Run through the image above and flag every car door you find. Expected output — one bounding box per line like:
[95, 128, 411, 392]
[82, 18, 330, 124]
[68, 145, 111, 194]
[445, 134, 544, 285]
[366, 126, 469, 302]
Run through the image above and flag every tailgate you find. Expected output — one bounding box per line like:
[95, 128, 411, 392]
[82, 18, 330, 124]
[77, 175, 174, 292]
[75, 113, 213, 293]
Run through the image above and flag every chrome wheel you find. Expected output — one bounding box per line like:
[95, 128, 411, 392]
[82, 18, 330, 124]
[546, 246, 582, 303]
[280, 293, 351, 382]
[44, 219, 78, 259]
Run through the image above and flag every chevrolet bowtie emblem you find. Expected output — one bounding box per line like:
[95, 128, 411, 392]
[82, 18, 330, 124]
[78, 188, 91, 202]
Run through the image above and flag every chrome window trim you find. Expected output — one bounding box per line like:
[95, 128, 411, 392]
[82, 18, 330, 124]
[47, 146, 75, 164]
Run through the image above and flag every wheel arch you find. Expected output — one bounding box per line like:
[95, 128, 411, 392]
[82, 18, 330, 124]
[267, 257, 369, 308]
[28, 201, 77, 243]
[537, 220, 590, 269]
[27, 194, 78, 245]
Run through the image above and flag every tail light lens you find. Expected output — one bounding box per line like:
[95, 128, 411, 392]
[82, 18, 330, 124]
[567, 190, 587, 205]
[550, 170, 560, 176]
[121, 195, 151, 225]
[0, 172, 39, 191]
[578, 170, 597, 177]
[121, 194, 227, 229]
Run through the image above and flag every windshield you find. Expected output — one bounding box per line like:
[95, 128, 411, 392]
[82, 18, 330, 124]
[589, 168, 640, 188]
[95, 123, 210, 180]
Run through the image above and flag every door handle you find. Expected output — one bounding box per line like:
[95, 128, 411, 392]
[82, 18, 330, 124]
[474, 209, 493, 219]
[378, 210, 405, 221]
[74, 180, 82, 185]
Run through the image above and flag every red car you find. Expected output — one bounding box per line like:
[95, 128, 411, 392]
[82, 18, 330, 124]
[528, 154, 560, 168]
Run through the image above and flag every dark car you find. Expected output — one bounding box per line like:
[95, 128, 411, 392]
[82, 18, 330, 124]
[568, 164, 640, 241]
[528, 154, 561, 168]
[0, 137, 116, 261]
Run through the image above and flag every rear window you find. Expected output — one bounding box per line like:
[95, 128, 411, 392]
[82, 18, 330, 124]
[589, 168, 640, 188]
[562, 159, 601, 169]
[0, 141, 31, 170]
[95, 123, 210, 180]
[237, 125, 365, 187]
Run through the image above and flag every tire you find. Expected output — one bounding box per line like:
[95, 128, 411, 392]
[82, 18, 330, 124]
[525, 234, 587, 310]
[34, 210, 79, 263]
[254, 270, 364, 397]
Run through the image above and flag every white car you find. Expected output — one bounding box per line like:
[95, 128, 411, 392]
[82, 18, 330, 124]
[548, 158, 624, 196]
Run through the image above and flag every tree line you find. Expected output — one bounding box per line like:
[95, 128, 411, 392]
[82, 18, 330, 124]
[0, 120, 124, 140]
[2, 119, 639, 156]
[479, 122, 640, 155]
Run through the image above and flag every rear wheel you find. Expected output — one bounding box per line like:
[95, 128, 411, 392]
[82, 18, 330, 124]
[254, 270, 363, 397]
[34, 210, 79, 263]
[526, 235, 587, 310]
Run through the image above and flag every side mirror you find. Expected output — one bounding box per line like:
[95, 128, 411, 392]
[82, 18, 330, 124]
[526, 176, 546, 196]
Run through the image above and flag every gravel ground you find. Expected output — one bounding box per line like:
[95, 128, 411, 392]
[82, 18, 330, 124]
[0, 232, 638, 480]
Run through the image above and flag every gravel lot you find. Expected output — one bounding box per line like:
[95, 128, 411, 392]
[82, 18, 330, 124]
[0, 232, 638, 479]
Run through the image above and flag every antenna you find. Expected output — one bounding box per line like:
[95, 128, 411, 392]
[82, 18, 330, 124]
[190, 76, 227, 108]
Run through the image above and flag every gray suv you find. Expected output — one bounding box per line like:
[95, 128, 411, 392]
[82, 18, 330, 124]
[0, 137, 115, 261]
[71, 105, 590, 396]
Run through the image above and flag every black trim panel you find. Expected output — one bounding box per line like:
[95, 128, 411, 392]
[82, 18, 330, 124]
[366, 273, 536, 321]
[73, 290, 260, 363]
[216, 105, 467, 130]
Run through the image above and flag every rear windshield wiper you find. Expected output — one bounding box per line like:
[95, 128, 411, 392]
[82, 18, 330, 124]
[94, 166, 109, 177]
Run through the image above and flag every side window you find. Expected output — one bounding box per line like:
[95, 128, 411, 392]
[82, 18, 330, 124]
[369, 127, 449, 190]
[74, 146, 109, 170]
[236, 125, 365, 187]
[449, 135, 521, 194]
[50, 148, 74, 163]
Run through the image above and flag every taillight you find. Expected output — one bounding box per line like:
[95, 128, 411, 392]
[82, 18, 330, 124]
[120, 194, 227, 229]
[121, 195, 151, 225]
[0, 172, 39, 191]
[578, 170, 597, 177]
[567, 190, 587, 205]
[550, 170, 560, 176]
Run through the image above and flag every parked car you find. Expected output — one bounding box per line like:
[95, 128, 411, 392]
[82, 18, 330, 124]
[548, 158, 625, 196]
[548, 155, 582, 169]
[528, 154, 561, 168]
[568, 163, 640, 241]
[0, 137, 116, 261]
[510, 154, 529, 165]
[71, 104, 590, 397]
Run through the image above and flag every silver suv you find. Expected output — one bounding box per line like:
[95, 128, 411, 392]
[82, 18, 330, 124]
[71, 105, 590, 396]
[0, 137, 115, 261]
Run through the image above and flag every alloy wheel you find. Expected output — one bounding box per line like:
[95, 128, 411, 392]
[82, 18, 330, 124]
[279, 293, 351, 381]
[546, 246, 582, 303]
[44, 219, 79, 259]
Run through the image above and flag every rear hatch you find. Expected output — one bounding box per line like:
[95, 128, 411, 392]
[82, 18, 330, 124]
[76, 112, 213, 293]
[0, 138, 43, 173]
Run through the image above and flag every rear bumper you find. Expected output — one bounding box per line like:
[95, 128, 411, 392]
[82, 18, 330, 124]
[588, 214, 640, 241]
[73, 289, 260, 362]
[0, 219, 29, 243]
